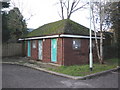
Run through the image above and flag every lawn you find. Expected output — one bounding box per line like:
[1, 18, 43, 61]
[48, 58, 119, 76]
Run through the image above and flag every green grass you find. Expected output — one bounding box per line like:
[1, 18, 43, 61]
[48, 58, 119, 76]
[105, 58, 119, 65]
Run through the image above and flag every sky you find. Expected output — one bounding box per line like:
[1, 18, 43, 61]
[9, 0, 90, 29]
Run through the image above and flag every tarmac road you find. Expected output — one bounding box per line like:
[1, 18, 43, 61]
[2, 64, 119, 88]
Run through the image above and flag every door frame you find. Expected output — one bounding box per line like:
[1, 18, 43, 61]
[51, 38, 57, 62]
[27, 40, 31, 57]
[38, 40, 43, 60]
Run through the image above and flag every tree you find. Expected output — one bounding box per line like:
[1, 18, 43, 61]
[2, 12, 11, 43]
[1, 1, 11, 43]
[7, 7, 27, 42]
[109, 1, 120, 59]
[58, 0, 88, 19]
[2, 2, 10, 8]
[91, 1, 120, 60]
[1, 1, 28, 43]
[90, 1, 112, 64]
[109, 1, 120, 44]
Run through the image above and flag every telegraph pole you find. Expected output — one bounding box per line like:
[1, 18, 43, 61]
[89, 0, 93, 71]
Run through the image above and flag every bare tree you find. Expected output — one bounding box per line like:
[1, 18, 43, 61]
[10, 0, 35, 22]
[91, 1, 112, 64]
[58, 0, 88, 19]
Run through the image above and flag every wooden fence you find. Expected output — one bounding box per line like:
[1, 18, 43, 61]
[2, 43, 23, 57]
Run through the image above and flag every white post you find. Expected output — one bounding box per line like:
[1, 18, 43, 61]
[89, 0, 93, 71]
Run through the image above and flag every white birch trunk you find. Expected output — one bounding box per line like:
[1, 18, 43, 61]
[91, 7, 101, 61]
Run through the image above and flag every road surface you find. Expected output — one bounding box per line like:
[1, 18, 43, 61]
[2, 64, 119, 88]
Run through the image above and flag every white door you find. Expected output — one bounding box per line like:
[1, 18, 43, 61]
[38, 40, 42, 60]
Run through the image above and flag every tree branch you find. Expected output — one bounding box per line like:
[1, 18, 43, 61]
[59, 0, 64, 19]
[73, 0, 81, 9]
[72, 2, 89, 13]
[67, 1, 76, 19]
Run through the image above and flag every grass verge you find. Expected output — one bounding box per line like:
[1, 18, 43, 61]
[48, 58, 119, 76]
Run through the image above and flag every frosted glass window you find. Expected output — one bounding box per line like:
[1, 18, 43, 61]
[73, 39, 81, 50]
[32, 41, 36, 48]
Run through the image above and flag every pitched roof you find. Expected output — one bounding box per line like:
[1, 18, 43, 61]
[26, 19, 91, 38]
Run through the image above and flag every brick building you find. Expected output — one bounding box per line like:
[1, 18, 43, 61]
[20, 19, 99, 66]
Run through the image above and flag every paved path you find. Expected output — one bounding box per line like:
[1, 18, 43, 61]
[2, 64, 119, 88]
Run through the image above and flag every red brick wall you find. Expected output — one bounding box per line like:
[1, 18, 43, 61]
[25, 39, 51, 62]
[63, 38, 98, 66]
[42, 38, 64, 65]
[57, 38, 64, 65]
[31, 40, 38, 60]
[42, 39, 51, 63]
[25, 38, 98, 66]
[25, 41, 28, 56]
[25, 38, 64, 65]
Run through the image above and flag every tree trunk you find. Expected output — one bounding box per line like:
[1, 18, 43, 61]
[91, 7, 101, 62]
[60, 0, 64, 20]
[99, 1, 104, 64]
[100, 24, 104, 64]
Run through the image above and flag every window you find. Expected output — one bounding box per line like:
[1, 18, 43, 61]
[32, 41, 36, 48]
[73, 39, 81, 50]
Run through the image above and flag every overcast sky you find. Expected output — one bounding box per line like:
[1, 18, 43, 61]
[10, 0, 90, 29]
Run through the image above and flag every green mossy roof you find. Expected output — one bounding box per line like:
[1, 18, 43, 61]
[26, 19, 91, 38]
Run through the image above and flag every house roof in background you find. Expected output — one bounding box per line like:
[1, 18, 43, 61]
[25, 19, 94, 38]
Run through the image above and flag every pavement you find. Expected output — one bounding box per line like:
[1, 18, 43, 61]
[2, 64, 119, 88]
[1, 56, 120, 80]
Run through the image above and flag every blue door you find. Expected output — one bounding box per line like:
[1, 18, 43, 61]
[38, 40, 43, 60]
[27, 41, 31, 57]
[51, 39, 57, 62]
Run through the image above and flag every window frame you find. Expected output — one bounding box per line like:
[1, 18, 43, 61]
[72, 39, 81, 50]
[32, 40, 36, 48]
